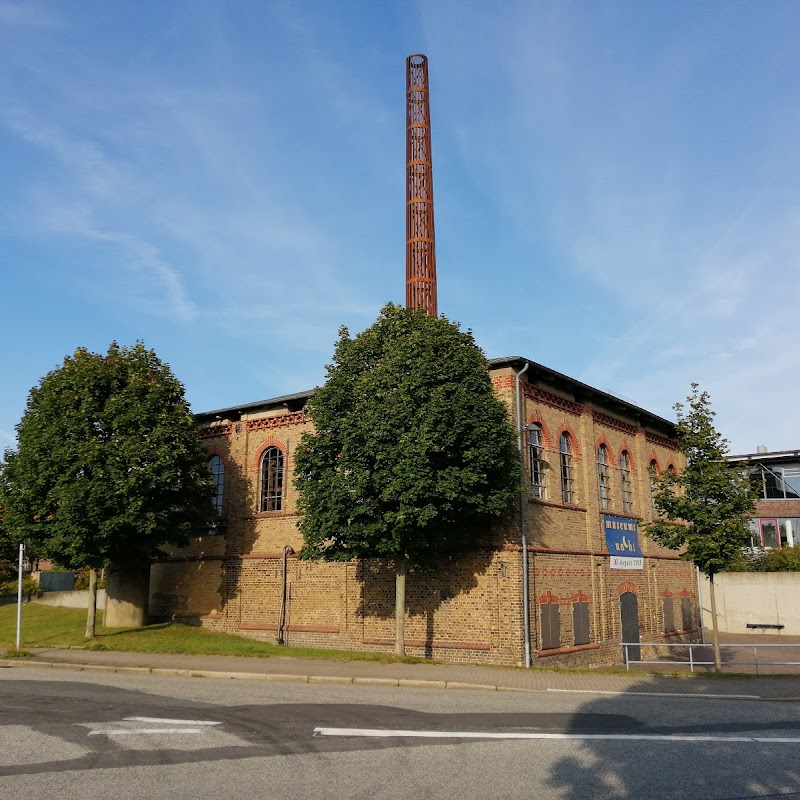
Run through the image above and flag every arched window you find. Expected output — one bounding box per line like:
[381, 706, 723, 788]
[528, 423, 546, 499]
[620, 450, 633, 513]
[209, 455, 224, 516]
[259, 447, 284, 512]
[649, 459, 659, 512]
[597, 444, 611, 510]
[560, 432, 574, 504]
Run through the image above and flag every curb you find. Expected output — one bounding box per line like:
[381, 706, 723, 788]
[1, 658, 790, 700]
[0, 658, 506, 693]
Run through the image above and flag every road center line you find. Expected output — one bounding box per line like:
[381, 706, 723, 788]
[124, 717, 222, 726]
[313, 727, 800, 744]
[89, 728, 204, 736]
[546, 689, 761, 700]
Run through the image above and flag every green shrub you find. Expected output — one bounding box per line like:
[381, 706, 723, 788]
[726, 545, 800, 572]
[758, 545, 800, 572]
[74, 567, 105, 590]
[725, 549, 767, 572]
[0, 574, 40, 596]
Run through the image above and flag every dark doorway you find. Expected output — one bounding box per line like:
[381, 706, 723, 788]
[619, 591, 640, 663]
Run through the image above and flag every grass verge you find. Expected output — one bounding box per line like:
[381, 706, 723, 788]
[0, 603, 428, 663]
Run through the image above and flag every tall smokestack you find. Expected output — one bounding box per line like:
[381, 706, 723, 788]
[406, 53, 437, 316]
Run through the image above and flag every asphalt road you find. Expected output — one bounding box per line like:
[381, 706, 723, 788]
[2, 667, 800, 800]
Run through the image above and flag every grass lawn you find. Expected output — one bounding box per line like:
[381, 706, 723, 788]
[0, 602, 428, 663]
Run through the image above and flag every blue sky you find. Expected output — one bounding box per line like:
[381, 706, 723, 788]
[1, 0, 798, 455]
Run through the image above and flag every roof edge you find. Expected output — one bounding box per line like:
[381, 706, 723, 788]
[489, 355, 675, 431]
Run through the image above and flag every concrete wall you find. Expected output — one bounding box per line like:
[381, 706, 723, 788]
[700, 573, 800, 634]
[30, 589, 107, 610]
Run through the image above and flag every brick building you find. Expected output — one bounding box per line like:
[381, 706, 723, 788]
[149, 356, 699, 666]
[727, 447, 800, 549]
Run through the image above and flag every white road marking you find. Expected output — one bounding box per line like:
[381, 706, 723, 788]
[313, 727, 800, 744]
[89, 728, 204, 736]
[123, 717, 222, 726]
[546, 688, 761, 700]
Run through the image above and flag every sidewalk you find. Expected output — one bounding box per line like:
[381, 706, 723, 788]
[3, 645, 800, 701]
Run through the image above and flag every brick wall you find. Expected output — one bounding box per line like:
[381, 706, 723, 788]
[151, 366, 696, 667]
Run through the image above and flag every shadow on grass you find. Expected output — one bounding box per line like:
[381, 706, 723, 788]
[78, 620, 434, 664]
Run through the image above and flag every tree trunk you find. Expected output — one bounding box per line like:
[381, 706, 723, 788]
[709, 573, 722, 673]
[104, 563, 150, 628]
[85, 568, 97, 640]
[395, 556, 406, 656]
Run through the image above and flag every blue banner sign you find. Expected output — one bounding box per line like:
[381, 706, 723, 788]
[602, 514, 644, 570]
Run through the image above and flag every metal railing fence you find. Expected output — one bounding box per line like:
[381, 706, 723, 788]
[623, 642, 800, 674]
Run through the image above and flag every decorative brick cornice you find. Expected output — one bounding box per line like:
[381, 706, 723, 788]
[490, 375, 581, 414]
[646, 431, 679, 451]
[523, 383, 582, 414]
[200, 424, 234, 439]
[592, 411, 638, 437]
[248, 410, 310, 432]
[200, 411, 311, 439]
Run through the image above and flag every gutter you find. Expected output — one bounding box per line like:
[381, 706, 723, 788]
[515, 361, 532, 668]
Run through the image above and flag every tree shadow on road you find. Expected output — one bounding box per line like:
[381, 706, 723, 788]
[546, 675, 800, 800]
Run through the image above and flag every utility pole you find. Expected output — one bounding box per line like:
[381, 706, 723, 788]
[15, 542, 24, 651]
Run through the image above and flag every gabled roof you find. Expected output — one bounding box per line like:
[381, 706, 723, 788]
[194, 389, 314, 423]
[489, 356, 675, 433]
[194, 355, 676, 435]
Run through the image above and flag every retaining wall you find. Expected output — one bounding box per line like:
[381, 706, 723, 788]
[700, 573, 800, 634]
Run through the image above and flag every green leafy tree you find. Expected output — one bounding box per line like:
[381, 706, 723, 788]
[0, 507, 18, 584]
[647, 384, 755, 671]
[0, 342, 214, 637]
[295, 304, 519, 655]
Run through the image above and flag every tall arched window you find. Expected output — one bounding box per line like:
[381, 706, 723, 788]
[666, 464, 677, 498]
[560, 432, 574, 504]
[649, 459, 659, 512]
[528, 423, 546, 499]
[620, 450, 632, 513]
[598, 444, 611, 510]
[209, 455, 224, 516]
[259, 447, 284, 512]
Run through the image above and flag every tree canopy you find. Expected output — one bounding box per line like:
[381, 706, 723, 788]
[294, 304, 519, 567]
[0, 342, 214, 572]
[647, 384, 755, 578]
[0, 509, 17, 583]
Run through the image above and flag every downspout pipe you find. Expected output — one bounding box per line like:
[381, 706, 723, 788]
[514, 360, 532, 668]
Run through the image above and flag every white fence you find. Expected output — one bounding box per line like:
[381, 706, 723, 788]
[623, 641, 800, 674]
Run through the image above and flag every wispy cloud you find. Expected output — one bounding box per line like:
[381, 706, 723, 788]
[1, 2, 799, 454]
[0, 1, 58, 28]
[2, 106, 123, 197]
